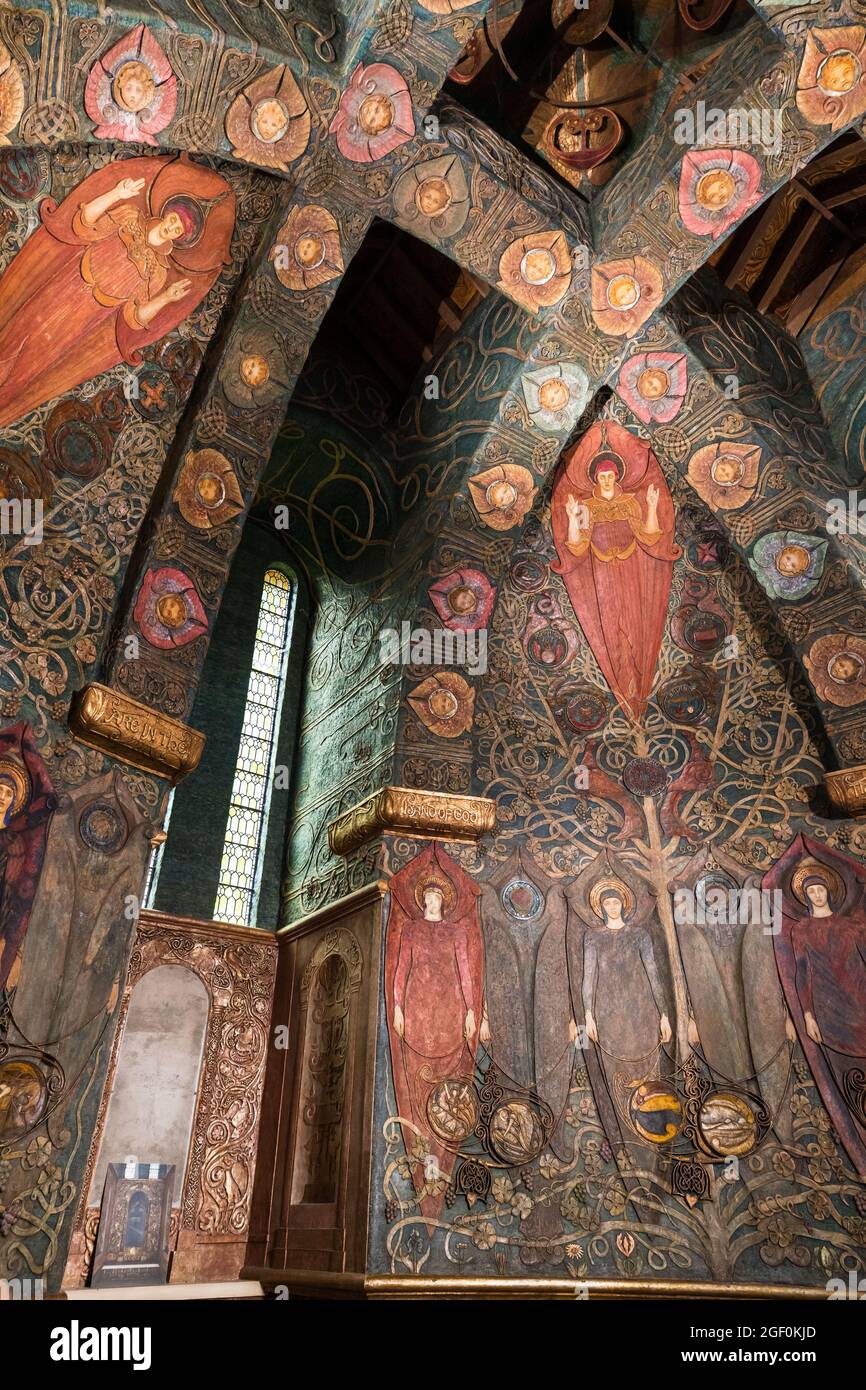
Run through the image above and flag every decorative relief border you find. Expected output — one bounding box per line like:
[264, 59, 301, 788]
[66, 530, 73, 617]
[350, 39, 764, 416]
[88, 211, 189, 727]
[328, 785, 496, 855]
[69, 683, 205, 783]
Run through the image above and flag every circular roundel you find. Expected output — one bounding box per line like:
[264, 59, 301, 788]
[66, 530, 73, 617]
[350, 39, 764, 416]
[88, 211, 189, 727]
[628, 1082, 683, 1145]
[553, 686, 608, 735]
[510, 555, 547, 592]
[501, 876, 544, 921]
[0, 1059, 48, 1142]
[527, 624, 569, 668]
[697, 1091, 757, 1156]
[488, 1100, 546, 1165]
[687, 532, 730, 571]
[622, 756, 668, 796]
[682, 609, 727, 657]
[658, 675, 708, 725]
[78, 800, 128, 855]
[426, 1077, 480, 1146]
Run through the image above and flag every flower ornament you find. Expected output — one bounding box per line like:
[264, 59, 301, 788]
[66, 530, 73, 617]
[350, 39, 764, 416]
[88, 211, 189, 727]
[271, 205, 344, 291]
[418, 0, 481, 10]
[225, 65, 311, 172]
[686, 441, 761, 510]
[392, 154, 471, 238]
[85, 24, 177, 145]
[408, 672, 475, 738]
[678, 148, 762, 240]
[796, 25, 866, 131]
[330, 62, 414, 163]
[220, 329, 291, 410]
[0, 41, 24, 145]
[174, 449, 244, 530]
[468, 464, 536, 531]
[748, 531, 827, 601]
[523, 593, 578, 668]
[134, 567, 208, 650]
[804, 633, 866, 707]
[522, 362, 590, 434]
[616, 352, 687, 425]
[498, 231, 572, 312]
[591, 256, 664, 337]
[429, 568, 495, 631]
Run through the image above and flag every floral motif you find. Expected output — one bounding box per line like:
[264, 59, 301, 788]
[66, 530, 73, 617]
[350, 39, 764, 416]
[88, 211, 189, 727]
[392, 154, 471, 238]
[678, 148, 762, 240]
[429, 568, 495, 631]
[0, 41, 25, 145]
[804, 633, 866, 707]
[407, 672, 475, 737]
[747, 531, 828, 601]
[418, 0, 481, 10]
[591, 255, 663, 337]
[686, 441, 761, 510]
[134, 567, 208, 650]
[468, 464, 536, 530]
[615, 351, 687, 425]
[498, 231, 572, 312]
[330, 62, 414, 163]
[522, 362, 590, 433]
[796, 25, 866, 131]
[84, 24, 177, 145]
[225, 65, 311, 172]
[174, 448, 244, 529]
[271, 205, 344, 291]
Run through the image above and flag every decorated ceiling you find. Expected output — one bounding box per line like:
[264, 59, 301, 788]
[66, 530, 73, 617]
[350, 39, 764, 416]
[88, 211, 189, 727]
[2, 0, 866, 1295]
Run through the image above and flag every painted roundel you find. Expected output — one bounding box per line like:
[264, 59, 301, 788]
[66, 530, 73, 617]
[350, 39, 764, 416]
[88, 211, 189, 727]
[134, 566, 208, 650]
[428, 568, 495, 631]
[615, 351, 687, 425]
[78, 799, 129, 855]
[330, 62, 415, 163]
[488, 1100, 546, 1164]
[175, 448, 244, 529]
[426, 1077, 479, 1146]
[628, 1082, 683, 1144]
[697, 1091, 758, 1156]
[551, 684, 609, 735]
[678, 148, 761, 240]
[622, 756, 668, 796]
[84, 23, 177, 145]
[392, 154, 470, 238]
[501, 876, 544, 921]
[0, 1059, 48, 1142]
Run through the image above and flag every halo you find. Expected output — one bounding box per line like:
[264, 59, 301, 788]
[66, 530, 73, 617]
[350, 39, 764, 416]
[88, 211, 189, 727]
[0, 760, 30, 818]
[589, 876, 634, 921]
[790, 855, 844, 909]
[414, 871, 457, 916]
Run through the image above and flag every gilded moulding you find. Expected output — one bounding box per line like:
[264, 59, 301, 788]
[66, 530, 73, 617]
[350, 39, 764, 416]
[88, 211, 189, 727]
[825, 763, 866, 816]
[328, 785, 496, 856]
[69, 682, 205, 783]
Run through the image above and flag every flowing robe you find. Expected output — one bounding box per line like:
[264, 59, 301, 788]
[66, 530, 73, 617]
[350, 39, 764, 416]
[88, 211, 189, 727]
[0, 155, 234, 427]
[552, 421, 680, 720]
[0, 722, 56, 992]
[385, 846, 482, 1226]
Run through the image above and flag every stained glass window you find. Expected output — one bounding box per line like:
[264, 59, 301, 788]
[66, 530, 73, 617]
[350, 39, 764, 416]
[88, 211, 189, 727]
[214, 567, 295, 925]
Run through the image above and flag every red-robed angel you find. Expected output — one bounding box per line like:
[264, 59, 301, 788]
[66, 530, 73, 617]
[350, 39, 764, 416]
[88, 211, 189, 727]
[765, 833, 866, 1179]
[385, 843, 483, 1227]
[551, 420, 681, 721]
[0, 154, 235, 428]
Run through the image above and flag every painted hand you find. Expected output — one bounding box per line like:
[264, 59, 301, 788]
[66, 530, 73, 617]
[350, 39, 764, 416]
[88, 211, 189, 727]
[785, 1013, 797, 1043]
[166, 278, 192, 303]
[687, 1015, 700, 1048]
[114, 177, 146, 199]
[584, 1012, 598, 1043]
[479, 1011, 490, 1044]
[646, 483, 659, 508]
[568, 1017, 578, 1043]
[393, 1004, 404, 1038]
[805, 1011, 822, 1044]
[464, 1008, 476, 1042]
[659, 1012, 673, 1044]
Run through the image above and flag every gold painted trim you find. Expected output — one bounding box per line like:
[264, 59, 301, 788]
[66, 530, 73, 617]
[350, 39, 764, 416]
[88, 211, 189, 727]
[825, 763, 866, 816]
[241, 1268, 831, 1300]
[328, 785, 496, 856]
[70, 682, 205, 783]
[276, 880, 389, 941]
[139, 908, 277, 945]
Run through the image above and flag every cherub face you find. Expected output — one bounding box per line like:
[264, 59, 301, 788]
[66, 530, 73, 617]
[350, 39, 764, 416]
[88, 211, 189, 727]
[448, 585, 477, 617]
[710, 456, 744, 486]
[155, 593, 188, 630]
[538, 378, 570, 412]
[252, 98, 289, 144]
[606, 273, 640, 311]
[520, 248, 556, 286]
[113, 61, 155, 114]
[0, 778, 14, 827]
[829, 652, 863, 684]
[487, 480, 518, 510]
[775, 544, 810, 577]
[294, 234, 325, 269]
[415, 177, 452, 217]
[695, 168, 736, 211]
[358, 94, 394, 136]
